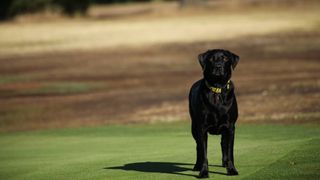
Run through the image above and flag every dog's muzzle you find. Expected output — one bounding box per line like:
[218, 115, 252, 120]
[212, 64, 224, 76]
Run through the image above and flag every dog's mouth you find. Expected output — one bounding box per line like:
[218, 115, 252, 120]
[212, 69, 226, 78]
[212, 69, 224, 76]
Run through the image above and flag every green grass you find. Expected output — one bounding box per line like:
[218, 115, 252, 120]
[0, 122, 319, 180]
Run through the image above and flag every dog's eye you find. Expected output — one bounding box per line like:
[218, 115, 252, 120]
[223, 57, 228, 62]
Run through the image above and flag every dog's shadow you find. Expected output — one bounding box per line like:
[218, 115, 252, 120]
[104, 162, 227, 178]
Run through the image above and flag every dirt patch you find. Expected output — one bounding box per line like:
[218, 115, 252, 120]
[0, 29, 319, 132]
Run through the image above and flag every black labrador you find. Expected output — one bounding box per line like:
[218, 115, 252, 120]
[189, 49, 239, 178]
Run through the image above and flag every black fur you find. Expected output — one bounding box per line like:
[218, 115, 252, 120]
[189, 49, 239, 178]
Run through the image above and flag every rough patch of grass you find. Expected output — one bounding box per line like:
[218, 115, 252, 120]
[0, 82, 102, 97]
[0, 123, 319, 179]
[0, 75, 32, 85]
[24, 82, 96, 95]
[243, 112, 320, 124]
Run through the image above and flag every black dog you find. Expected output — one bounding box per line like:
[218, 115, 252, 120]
[189, 49, 239, 178]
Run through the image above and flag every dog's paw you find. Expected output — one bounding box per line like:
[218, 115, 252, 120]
[198, 170, 209, 178]
[227, 168, 238, 176]
[193, 164, 201, 171]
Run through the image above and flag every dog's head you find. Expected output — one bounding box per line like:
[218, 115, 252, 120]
[198, 49, 239, 85]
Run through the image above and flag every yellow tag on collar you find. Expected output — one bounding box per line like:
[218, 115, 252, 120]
[210, 87, 222, 93]
[206, 80, 231, 94]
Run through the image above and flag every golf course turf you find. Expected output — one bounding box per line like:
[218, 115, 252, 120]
[0, 122, 319, 179]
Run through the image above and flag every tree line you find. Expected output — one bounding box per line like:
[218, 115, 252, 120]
[0, 0, 204, 20]
[0, 0, 161, 20]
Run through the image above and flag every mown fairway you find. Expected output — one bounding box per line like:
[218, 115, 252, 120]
[0, 122, 319, 180]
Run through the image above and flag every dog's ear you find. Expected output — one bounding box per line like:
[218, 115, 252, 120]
[198, 51, 209, 70]
[230, 52, 239, 70]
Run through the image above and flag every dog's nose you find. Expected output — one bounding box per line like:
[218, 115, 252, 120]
[213, 67, 224, 76]
[214, 60, 224, 68]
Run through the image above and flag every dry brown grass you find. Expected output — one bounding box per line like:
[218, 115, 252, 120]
[0, 2, 319, 56]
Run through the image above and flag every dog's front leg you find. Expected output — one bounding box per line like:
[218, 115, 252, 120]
[198, 131, 209, 178]
[193, 128, 209, 178]
[225, 125, 238, 175]
[199, 132, 209, 178]
[221, 131, 228, 167]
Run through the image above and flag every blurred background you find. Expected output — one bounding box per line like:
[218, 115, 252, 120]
[0, 0, 319, 132]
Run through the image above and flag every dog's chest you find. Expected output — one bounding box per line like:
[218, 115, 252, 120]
[205, 112, 229, 135]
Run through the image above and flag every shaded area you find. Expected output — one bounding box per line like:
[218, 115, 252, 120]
[105, 162, 227, 178]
